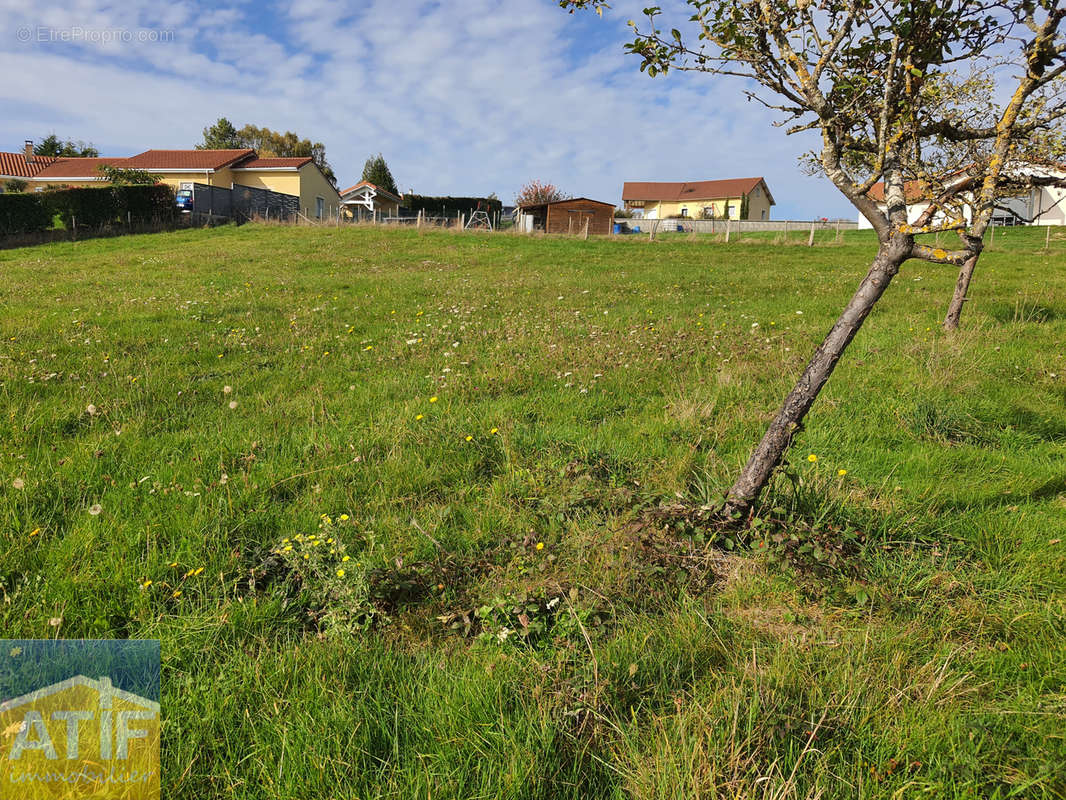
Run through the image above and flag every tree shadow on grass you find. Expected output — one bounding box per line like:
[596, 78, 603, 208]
[987, 300, 1065, 325]
[930, 475, 1066, 514]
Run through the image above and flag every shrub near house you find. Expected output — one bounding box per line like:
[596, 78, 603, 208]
[0, 184, 176, 236]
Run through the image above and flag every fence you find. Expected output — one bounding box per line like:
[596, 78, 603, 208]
[616, 217, 858, 234]
[187, 183, 232, 223]
[181, 183, 298, 223]
[230, 184, 299, 222]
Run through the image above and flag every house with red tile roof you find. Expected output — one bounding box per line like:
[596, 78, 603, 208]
[18, 145, 340, 219]
[858, 163, 1066, 229]
[0, 141, 58, 185]
[622, 177, 774, 221]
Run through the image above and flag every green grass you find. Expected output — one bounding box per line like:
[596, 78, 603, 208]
[1, 223, 1064, 798]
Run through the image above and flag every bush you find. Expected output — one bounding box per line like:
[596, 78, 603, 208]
[41, 187, 118, 229]
[41, 184, 177, 229]
[0, 193, 52, 235]
[113, 184, 177, 223]
[401, 194, 502, 218]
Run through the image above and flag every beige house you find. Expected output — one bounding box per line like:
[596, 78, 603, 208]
[25, 148, 340, 219]
[622, 177, 774, 220]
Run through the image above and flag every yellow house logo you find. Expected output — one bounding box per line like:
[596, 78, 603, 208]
[0, 675, 160, 799]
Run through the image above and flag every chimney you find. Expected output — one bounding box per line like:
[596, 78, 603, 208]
[24, 140, 33, 164]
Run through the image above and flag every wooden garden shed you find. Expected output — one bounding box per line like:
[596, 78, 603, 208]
[517, 198, 616, 236]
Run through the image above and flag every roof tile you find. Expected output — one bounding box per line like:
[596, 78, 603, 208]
[623, 177, 770, 203]
[0, 151, 58, 179]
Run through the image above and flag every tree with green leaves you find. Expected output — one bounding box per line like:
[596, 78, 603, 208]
[562, 0, 1066, 519]
[97, 165, 160, 185]
[195, 119, 337, 186]
[196, 118, 242, 150]
[34, 134, 98, 158]
[3, 179, 28, 193]
[361, 154, 398, 196]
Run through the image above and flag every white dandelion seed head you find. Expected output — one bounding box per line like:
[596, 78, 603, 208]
[223, 385, 232, 394]
[88, 503, 102, 516]
[228, 401, 238, 410]
[86, 404, 97, 416]
[12, 478, 25, 490]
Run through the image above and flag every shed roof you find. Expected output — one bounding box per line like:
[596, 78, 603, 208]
[339, 180, 401, 204]
[517, 197, 615, 210]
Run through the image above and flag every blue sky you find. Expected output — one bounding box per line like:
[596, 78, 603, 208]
[0, 0, 857, 218]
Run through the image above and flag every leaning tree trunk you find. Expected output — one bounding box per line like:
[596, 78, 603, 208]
[723, 236, 912, 518]
[943, 252, 979, 331]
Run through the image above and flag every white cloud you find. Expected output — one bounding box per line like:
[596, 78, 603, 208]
[0, 0, 854, 217]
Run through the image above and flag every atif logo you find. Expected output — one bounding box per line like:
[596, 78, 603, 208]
[1, 674, 160, 799]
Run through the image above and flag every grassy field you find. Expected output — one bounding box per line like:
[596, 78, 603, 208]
[1, 223, 1064, 798]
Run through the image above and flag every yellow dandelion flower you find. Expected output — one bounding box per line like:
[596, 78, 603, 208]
[415, 413, 424, 420]
[429, 396, 438, 403]
[838, 469, 847, 477]
[28, 528, 40, 539]
[283, 546, 293, 552]
[172, 590, 182, 598]
[490, 427, 498, 434]
[465, 435, 473, 442]
[339, 515, 349, 521]
[342, 555, 351, 562]
[536, 542, 545, 551]
[807, 454, 818, 463]
[141, 580, 152, 589]
[303, 553, 310, 560]
[336, 569, 346, 578]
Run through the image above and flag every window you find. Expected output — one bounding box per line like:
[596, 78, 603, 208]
[703, 207, 714, 218]
[761, 209, 767, 220]
[316, 197, 325, 219]
[680, 207, 689, 217]
[727, 204, 736, 218]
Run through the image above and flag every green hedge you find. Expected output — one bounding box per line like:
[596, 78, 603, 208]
[41, 185, 177, 230]
[401, 195, 502, 218]
[0, 185, 178, 237]
[0, 193, 52, 236]
[113, 185, 178, 223]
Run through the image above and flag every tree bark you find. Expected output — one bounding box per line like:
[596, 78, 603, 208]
[723, 237, 911, 517]
[944, 252, 979, 331]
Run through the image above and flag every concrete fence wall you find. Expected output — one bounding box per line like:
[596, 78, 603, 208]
[615, 218, 858, 234]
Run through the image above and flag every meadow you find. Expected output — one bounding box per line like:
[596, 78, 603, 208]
[1, 223, 1064, 798]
